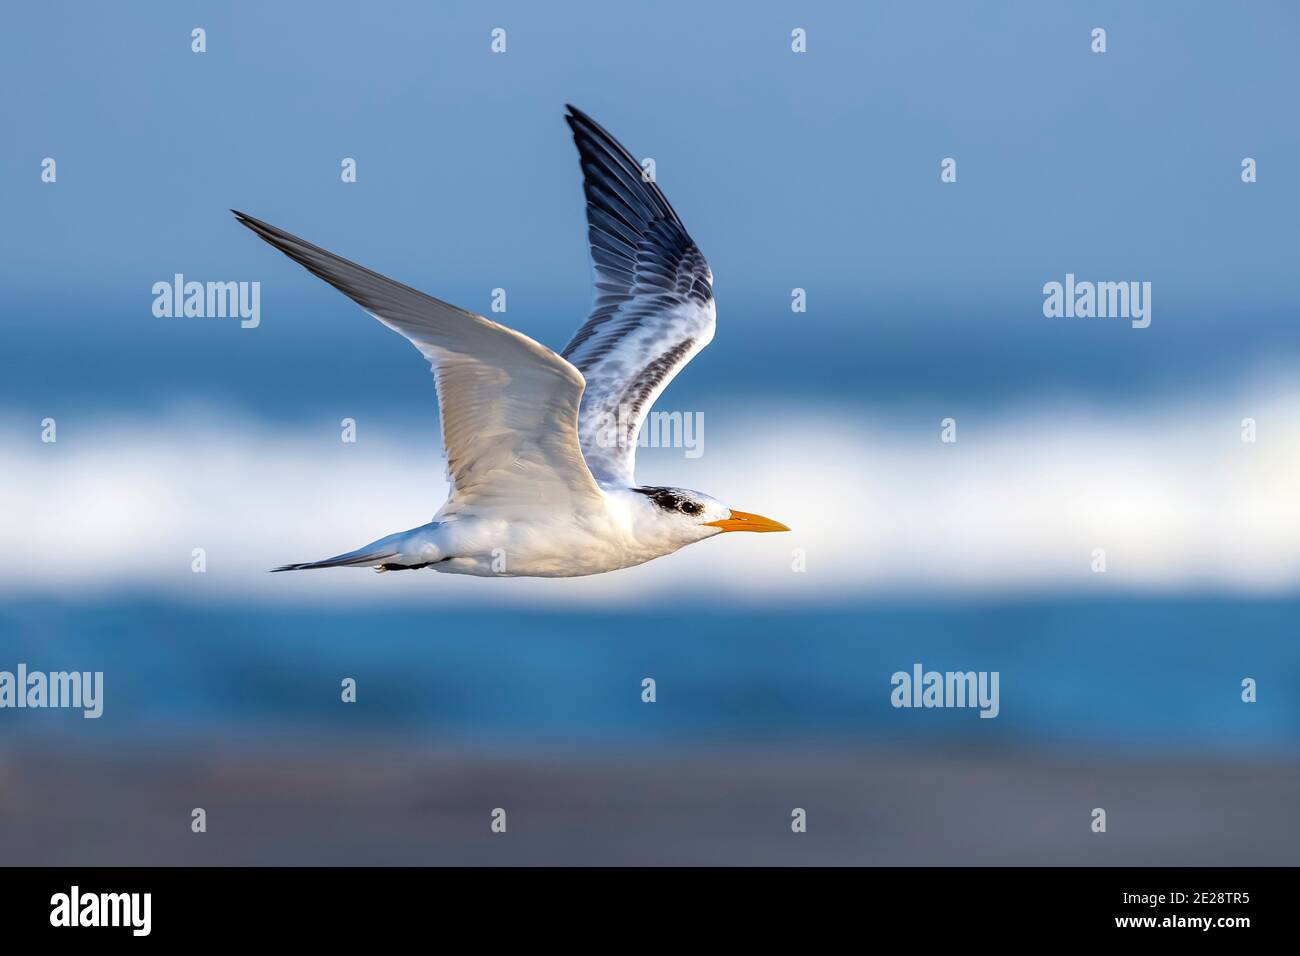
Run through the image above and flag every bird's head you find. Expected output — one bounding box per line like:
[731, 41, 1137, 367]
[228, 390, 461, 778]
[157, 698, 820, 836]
[631, 486, 789, 548]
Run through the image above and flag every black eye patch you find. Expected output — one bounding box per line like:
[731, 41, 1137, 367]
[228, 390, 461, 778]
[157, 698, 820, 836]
[633, 486, 696, 514]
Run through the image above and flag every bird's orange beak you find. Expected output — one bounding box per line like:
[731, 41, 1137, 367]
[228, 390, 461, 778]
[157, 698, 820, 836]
[705, 509, 791, 533]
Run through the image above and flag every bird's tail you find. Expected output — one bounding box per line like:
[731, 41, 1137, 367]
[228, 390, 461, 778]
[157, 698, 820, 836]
[270, 547, 399, 573]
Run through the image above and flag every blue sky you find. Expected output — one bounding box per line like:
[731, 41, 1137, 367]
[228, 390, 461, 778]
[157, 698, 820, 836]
[3, 1, 1299, 421]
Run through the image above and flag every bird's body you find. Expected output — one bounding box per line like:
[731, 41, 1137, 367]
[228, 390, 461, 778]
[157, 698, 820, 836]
[289, 487, 727, 578]
[237, 106, 787, 579]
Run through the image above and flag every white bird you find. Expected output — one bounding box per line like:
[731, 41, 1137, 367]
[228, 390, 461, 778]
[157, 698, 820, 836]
[235, 105, 788, 578]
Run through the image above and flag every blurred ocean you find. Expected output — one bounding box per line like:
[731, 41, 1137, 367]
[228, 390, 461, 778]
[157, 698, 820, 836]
[2, 599, 1295, 753]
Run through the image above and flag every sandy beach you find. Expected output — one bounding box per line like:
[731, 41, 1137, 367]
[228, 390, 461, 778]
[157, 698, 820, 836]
[3, 744, 1296, 866]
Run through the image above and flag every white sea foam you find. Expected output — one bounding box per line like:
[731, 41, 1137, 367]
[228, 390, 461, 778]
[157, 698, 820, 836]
[3, 379, 1299, 605]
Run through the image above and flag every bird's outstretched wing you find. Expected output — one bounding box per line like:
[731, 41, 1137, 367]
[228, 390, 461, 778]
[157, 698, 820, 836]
[233, 211, 604, 516]
[562, 105, 715, 487]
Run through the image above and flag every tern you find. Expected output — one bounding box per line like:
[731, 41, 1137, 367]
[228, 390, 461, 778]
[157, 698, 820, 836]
[235, 105, 788, 578]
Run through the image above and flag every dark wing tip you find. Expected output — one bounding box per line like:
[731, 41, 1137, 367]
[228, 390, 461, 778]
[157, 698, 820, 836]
[563, 105, 628, 160]
[231, 209, 294, 253]
[564, 103, 592, 123]
[563, 106, 685, 234]
[564, 104, 601, 137]
[229, 211, 338, 271]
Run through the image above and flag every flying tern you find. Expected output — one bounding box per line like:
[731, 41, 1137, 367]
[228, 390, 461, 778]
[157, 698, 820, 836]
[235, 105, 788, 578]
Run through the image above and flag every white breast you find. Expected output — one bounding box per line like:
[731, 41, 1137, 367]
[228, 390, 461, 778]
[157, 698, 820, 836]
[428, 490, 679, 578]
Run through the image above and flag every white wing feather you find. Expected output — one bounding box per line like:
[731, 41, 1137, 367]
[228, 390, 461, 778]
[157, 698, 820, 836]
[233, 211, 604, 517]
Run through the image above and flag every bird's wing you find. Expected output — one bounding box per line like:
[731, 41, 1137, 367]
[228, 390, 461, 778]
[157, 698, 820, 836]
[562, 105, 716, 488]
[233, 211, 604, 516]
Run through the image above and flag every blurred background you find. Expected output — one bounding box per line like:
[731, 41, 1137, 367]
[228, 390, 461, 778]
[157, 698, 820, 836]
[2, 0, 1298, 864]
